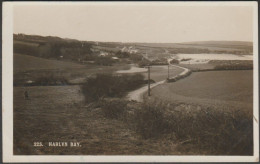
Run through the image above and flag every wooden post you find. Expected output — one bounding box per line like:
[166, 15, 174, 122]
[148, 65, 151, 96]
[168, 64, 170, 79]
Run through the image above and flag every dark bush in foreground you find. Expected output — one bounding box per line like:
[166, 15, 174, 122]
[81, 73, 145, 102]
[133, 101, 253, 155]
[100, 98, 128, 119]
[134, 102, 169, 139]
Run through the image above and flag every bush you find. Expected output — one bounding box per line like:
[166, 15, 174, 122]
[180, 58, 191, 62]
[94, 56, 115, 66]
[134, 101, 169, 139]
[151, 58, 168, 65]
[138, 59, 151, 67]
[81, 73, 145, 102]
[129, 53, 143, 62]
[167, 70, 192, 82]
[14, 43, 40, 56]
[214, 64, 253, 70]
[14, 37, 93, 61]
[100, 99, 128, 119]
[115, 51, 130, 58]
[133, 101, 253, 155]
[33, 75, 69, 86]
[170, 59, 179, 64]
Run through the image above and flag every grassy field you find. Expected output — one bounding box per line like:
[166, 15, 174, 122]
[14, 82, 253, 155]
[14, 53, 130, 86]
[14, 53, 87, 73]
[14, 40, 40, 47]
[13, 58, 253, 155]
[148, 70, 253, 111]
[14, 86, 184, 155]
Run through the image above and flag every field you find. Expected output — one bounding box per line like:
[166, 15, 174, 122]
[14, 85, 184, 155]
[14, 53, 86, 73]
[13, 34, 254, 155]
[14, 53, 130, 86]
[149, 70, 253, 111]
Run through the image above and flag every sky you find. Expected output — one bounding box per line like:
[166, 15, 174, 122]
[13, 3, 254, 43]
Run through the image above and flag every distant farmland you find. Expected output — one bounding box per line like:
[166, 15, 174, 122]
[14, 53, 87, 73]
[14, 53, 130, 86]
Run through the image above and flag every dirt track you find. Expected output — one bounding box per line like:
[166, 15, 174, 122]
[127, 64, 190, 102]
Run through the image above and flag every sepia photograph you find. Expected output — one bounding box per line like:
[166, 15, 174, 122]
[2, 1, 259, 163]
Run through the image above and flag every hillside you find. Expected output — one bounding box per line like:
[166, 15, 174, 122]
[14, 53, 86, 73]
[13, 34, 253, 65]
[180, 40, 252, 46]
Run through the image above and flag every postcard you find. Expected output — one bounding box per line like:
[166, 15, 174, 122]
[2, 1, 259, 162]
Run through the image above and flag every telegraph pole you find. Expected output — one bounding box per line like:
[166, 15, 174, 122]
[168, 64, 170, 79]
[148, 65, 151, 96]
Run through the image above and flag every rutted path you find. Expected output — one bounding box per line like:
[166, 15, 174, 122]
[126, 63, 191, 102]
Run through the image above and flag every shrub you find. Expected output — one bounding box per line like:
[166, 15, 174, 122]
[115, 51, 130, 58]
[33, 75, 69, 86]
[14, 43, 40, 56]
[129, 53, 143, 62]
[170, 59, 179, 64]
[133, 100, 253, 155]
[100, 99, 128, 119]
[214, 64, 253, 70]
[94, 56, 115, 66]
[14, 37, 93, 61]
[134, 101, 170, 139]
[138, 59, 151, 67]
[180, 58, 191, 61]
[167, 70, 192, 82]
[81, 73, 145, 102]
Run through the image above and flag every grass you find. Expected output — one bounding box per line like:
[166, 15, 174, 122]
[150, 70, 253, 106]
[14, 74, 253, 155]
[14, 53, 86, 74]
[132, 100, 253, 155]
[13, 86, 181, 155]
[14, 53, 131, 86]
